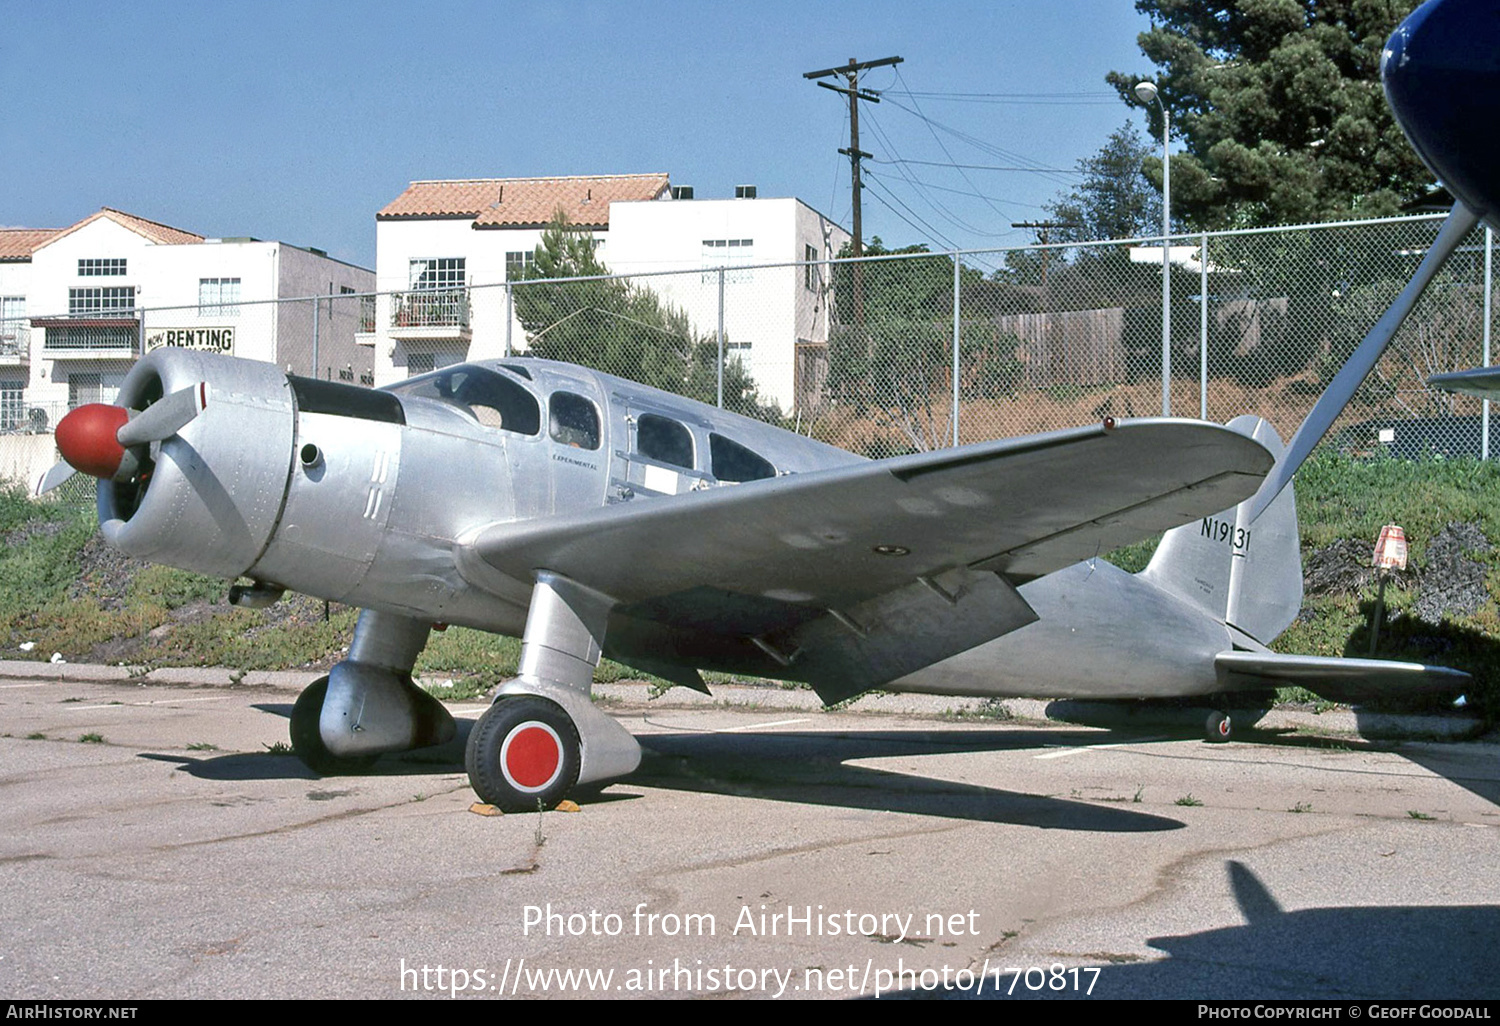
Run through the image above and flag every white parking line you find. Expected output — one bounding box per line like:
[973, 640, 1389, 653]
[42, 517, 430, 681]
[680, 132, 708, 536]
[0, 683, 50, 690]
[717, 717, 809, 733]
[1034, 737, 1167, 760]
[642, 715, 811, 734]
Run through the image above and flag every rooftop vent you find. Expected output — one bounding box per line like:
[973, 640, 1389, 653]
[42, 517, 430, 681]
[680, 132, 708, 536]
[735, 185, 757, 199]
[671, 185, 695, 200]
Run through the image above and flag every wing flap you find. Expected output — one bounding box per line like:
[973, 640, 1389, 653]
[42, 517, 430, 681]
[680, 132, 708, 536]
[775, 567, 1039, 704]
[1215, 651, 1470, 702]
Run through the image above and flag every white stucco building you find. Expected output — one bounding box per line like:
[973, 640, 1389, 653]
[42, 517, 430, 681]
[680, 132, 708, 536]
[606, 193, 849, 413]
[0, 208, 373, 433]
[370, 175, 849, 411]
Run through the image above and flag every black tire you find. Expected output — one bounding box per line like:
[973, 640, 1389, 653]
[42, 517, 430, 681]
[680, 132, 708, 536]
[466, 695, 581, 812]
[290, 675, 379, 775]
[1205, 709, 1233, 743]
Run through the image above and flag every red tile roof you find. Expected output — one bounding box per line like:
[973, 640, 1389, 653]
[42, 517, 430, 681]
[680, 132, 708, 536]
[36, 208, 204, 252]
[0, 228, 61, 261]
[378, 174, 671, 229]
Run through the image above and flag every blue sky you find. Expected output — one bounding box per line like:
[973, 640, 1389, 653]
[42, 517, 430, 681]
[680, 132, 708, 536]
[3, 1, 1158, 268]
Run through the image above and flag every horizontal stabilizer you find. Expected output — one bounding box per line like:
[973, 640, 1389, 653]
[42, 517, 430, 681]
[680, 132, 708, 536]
[1428, 366, 1500, 401]
[1215, 650, 1470, 703]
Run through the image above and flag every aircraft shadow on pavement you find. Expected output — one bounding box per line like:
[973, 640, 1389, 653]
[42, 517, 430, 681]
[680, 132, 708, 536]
[630, 727, 1185, 831]
[144, 703, 1181, 829]
[138, 704, 478, 782]
[1043, 698, 1500, 810]
[896, 861, 1499, 1000]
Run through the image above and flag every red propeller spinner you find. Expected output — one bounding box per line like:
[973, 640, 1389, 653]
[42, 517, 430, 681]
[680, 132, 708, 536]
[54, 404, 132, 480]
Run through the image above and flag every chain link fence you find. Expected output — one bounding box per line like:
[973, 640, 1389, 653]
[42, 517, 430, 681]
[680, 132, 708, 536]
[9, 213, 1495, 466]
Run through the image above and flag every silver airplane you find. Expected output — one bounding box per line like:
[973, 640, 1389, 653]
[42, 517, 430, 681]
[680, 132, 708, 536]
[39, 346, 1465, 812]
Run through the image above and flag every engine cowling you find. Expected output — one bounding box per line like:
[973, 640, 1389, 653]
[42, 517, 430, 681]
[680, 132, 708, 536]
[94, 349, 296, 579]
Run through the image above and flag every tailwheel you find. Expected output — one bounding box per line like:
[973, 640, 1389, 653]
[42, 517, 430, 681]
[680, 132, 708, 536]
[1205, 709, 1233, 743]
[289, 675, 379, 775]
[466, 694, 581, 812]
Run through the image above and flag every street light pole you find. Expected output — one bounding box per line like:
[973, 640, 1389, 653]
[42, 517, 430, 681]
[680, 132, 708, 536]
[1137, 80, 1171, 416]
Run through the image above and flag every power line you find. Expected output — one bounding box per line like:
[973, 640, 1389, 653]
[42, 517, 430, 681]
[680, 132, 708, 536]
[893, 89, 1119, 106]
[861, 106, 1012, 238]
[871, 157, 1081, 174]
[879, 94, 1078, 188]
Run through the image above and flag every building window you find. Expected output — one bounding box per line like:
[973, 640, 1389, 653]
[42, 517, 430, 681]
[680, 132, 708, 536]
[0, 380, 23, 430]
[78, 258, 127, 277]
[701, 239, 754, 284]
[198, 278, 241, 316]
[804, 244, 821, 291]
[0, 297, 24, 358]
[409, 258, 465, 290]
[68, 373, 102, 409]
[68, 287, 136, 316]
[505, 251, 535, 278]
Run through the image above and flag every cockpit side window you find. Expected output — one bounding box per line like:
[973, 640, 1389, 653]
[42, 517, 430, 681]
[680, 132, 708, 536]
[549, 391, 600, 450]
[636, 414, 693, 469]
[710, 432, 776, 482]
[385, 365, 540, 435]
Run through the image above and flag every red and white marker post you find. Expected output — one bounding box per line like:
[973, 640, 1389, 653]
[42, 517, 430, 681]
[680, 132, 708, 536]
[1369, 524, 1408, 655]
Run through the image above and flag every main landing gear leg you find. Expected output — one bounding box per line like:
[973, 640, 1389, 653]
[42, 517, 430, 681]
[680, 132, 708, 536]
[289, 609, 456, 774]
[466, 572, 640, 812]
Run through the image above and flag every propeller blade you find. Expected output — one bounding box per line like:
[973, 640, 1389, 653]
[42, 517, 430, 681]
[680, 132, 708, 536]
[1246, 202, 1480, 521]
[116, 382, 208, 448]
[36, 461, 78, 496]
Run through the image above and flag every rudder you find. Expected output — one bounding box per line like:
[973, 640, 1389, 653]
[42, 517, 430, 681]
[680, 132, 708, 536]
[1139, 415, 1303, 645]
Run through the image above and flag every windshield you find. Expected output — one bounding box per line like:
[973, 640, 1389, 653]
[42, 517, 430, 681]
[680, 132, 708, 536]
[385, 364, 540, 436]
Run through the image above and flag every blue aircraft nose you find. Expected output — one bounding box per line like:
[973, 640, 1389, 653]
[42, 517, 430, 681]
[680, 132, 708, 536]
[1383, 0, 1500, 225]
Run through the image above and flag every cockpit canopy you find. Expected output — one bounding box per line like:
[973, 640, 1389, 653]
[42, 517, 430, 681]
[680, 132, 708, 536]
[385, 364, 541, 436]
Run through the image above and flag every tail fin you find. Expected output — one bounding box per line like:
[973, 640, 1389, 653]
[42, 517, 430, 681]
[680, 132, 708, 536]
[1139, 415, 1303, 645]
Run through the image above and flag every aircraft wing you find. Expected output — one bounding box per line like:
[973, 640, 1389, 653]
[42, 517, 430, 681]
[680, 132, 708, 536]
[1215, 651, 1470, 703]
[1428, 367, 1500, 400]
[458, 419, 1271, 700]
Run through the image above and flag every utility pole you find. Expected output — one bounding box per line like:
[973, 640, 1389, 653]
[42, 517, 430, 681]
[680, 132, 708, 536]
[1011, 221, 1079, 294]
[806, 55, 902, 328]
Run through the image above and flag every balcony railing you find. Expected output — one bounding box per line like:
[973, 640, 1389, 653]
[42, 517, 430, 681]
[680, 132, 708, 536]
[35, 316, 139, 354]
[390, 289, 470, 331]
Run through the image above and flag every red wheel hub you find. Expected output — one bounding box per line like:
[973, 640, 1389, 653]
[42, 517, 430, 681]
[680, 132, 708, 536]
[501, 722, 563, 791]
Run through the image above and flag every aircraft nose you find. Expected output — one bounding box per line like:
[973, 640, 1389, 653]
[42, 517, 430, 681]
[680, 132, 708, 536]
[54, 404, 130, 480]
[1382, 0, 1500, 224]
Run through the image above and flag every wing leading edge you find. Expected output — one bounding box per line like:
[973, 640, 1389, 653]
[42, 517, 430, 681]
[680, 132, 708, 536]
[458, 419, 1274, 700]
